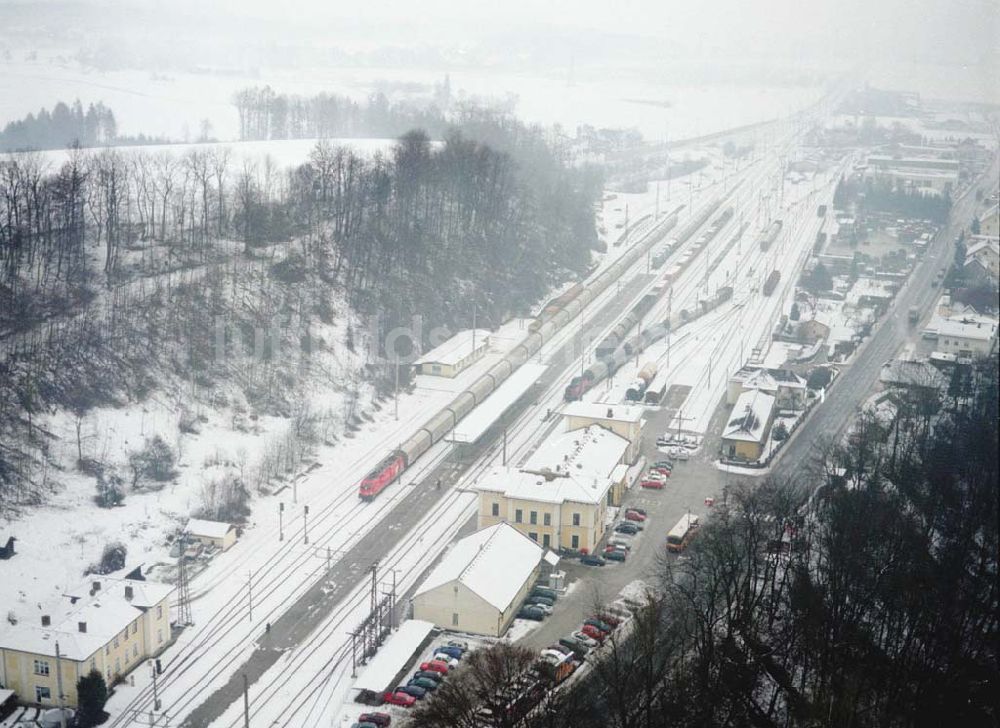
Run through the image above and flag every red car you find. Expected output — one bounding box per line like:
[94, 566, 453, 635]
[419, 660, 449, 675]
[358, 713, 392, 726]
[640, 479, 665, 489]
[581, 624, 606, 643]
[383, 691, 416, 707]
[594, 613, 622, 628]
[624, 510, 646, 522]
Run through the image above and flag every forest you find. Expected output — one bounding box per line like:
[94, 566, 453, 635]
[0, 100, 119, 152]
[0, 105, 601, 513]
[409, 355, 999, 728]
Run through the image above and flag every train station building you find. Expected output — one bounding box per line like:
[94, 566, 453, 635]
[475, 424, 632, 553]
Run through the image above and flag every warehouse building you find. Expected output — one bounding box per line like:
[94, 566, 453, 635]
[412, 524, 554, 637]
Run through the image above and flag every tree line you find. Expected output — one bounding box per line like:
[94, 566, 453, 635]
[231, 85, 451, 142]
[410, 355, 998, 727]
[0, 100, 119, 152]
[0, 106, 600, 513]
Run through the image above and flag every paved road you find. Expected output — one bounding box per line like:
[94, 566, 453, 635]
[772, 153, 1000, 484]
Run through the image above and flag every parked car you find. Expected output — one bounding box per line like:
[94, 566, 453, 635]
[650, 464, 672, 475]
[383, 691, 416, 707]
[395, 684, 427, 700]
[518, 606, 546, 621]
[526, 601, 553, 616]
[408, 677, 439, 691]
[580, 554, 607, 567]
[352, 722, 377, 728]
[531, 587, 558, 601]
[605, 549, 627, 562]
[585, 618, 614, 633]
[656, 435, 672, 447]
[547, 643, 572, 656]
[615, 522, 639, 535]
[540, 649, 566, 665]
[435, 645, 464, 660]
[419, 660, 449, 675]
[640, 479, 665, 490]
[432, 653, 459, 668]
[413, 670, 443, 683]
[644, 470, 667, 481]
[358, 714, 391, 727]
[447, 639, 469, 650]
[526, 594, 555, 607]
[595, 612, 623, 627]
[624, 510, 646, 522]
[571, 631, 599, 648]
[652, 460, 674, 471]
[670, 449, 690, 461]
[559, 638, 590, 658]
[608, 537, 632, 550]
[580, 624, 606, 643]
[626, 506, 648, 516]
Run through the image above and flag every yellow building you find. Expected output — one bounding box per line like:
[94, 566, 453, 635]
[412, 523, 554, 637]
[0, 577, 173, 707]
[561, 402, 644, 463]
[185, 518, 238, 551]
[721, 390, 776, 462]
[477, 424, 631, 553]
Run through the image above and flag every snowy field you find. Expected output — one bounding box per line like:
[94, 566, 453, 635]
[0, 57, 826, 144]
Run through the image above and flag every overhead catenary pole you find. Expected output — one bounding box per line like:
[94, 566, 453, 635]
[303, 505, 310, 545]
[393, 352, 399, 421]
[247, 570, 252, 622]
[278, 502, 284, 542]
[151, 661, 161, 711]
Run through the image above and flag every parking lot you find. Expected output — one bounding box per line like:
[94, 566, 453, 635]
[518, 397, 740, 652]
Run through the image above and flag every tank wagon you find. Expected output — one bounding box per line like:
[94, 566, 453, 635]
[360, 199, 722, 499]
[625, 362, 658, 401]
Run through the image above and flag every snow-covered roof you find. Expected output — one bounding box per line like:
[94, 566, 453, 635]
[185, 518, 235, 539]
[722, 390, 775, 444]
[448, 363, 547, 443]
[562, 401, 644, 424]
[63, 576, 174, 610]
[936, 317, 997, 342]
[523, 425, 628, 482]
[477, 465, 612, 506]
[413, 329, 491, 367]
[353, 620, 435, 694]
[0, 594, 146, 661]
[880, 359, 948, 390]
[731, 367, 806, 392]
[414, 524, 547, 612]
[965, 238, 999, 259]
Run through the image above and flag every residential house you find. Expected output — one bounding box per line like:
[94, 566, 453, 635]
[721, 390, 776, 462]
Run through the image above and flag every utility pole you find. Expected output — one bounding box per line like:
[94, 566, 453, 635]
[278, 502, 284, 542]
[176, 536, 192, 626]
[303, 505, 310, 545]
[242, 673, 250, 728]
[502, 428, 508, 466]
[55, 642, 67, 728]
[393, 352, 399, 421]
[247, 570, 252, 622]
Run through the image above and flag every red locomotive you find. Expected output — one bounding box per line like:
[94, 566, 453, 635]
[359, 451, 408, 500]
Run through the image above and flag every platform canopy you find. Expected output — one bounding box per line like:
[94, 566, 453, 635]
[447, 363, 547, 443]
[353, 619, 435, 694]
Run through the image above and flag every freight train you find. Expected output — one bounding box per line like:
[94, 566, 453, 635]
[762, 270, 781, 296]
[625, 362, 657, 401]
[758, 220, 783, 252]
[359, 198, 723, 499]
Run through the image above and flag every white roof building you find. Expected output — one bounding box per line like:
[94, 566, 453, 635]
[185, 519, 235, 540]
[723, 390, 776, 444]
[522, 424, 629, 484]
[413, 329, 491, 368]
[478, 465, 612, 506]
[561, 402, 644, 425]
[415, 523, 549, 613]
